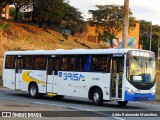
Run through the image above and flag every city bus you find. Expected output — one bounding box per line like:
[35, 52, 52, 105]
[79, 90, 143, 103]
[2, 49, 156, 106]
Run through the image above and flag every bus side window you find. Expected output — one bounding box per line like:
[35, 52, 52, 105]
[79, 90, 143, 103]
[119, 59, 124, 72]
[107, 59, 111, 73]
[24, 56, 35, 70]
[61, 56, 76, 71]
[15, 57, 24, 73]
[48, 57, 60, 75]
[62, 57, 67, 70]
[75, 56, 82, 71]
[35, 56, 46, 70]
[48, 58, 53, 75]
[82, 56, 92, 72]
[118, 59, 124, 79]
[53, 57, 61, 75]
[70, 57, 76, 70]
[5, 55, 15, 69]
[92, 55, 109, 72]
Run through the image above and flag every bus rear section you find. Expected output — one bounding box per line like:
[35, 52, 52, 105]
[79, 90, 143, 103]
[3, 55, 16, 90]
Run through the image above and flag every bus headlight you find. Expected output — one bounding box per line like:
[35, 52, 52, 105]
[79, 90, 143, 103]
[151, 90, 156, 95]
[126, 87, 134, 94]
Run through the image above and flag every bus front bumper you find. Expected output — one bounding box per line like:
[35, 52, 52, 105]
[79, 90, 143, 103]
[124, 91, 155, 101]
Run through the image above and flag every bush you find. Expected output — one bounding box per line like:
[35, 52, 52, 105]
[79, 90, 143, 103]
[62, 32, 68, 39]
[0, 22, 10, 38]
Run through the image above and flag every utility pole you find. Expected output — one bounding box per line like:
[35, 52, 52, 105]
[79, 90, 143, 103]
[149, 21, 152, 51]
[158, 38, 160, 70]
[122, 0, 130, 48]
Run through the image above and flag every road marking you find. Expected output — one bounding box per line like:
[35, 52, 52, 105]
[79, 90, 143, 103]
[130, 101, 160, 107]
[113, 117, 126, 120]
[34, 101, 126, 120]
[34, 101, 94, 111]
[95, 111, 125, 120]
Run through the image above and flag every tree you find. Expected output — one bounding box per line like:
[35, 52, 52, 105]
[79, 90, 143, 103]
[0, 1, 5, 19]
[32, 0, 64, 26]
[32, 0, 86, 34]
[139, 20, 151, 45]
[89, 5, 136, 43]
[62, 2, 86, 34]
[12, 0, 30, 21]
[140, 20, 160, 53]
[9, 7, 16, 19]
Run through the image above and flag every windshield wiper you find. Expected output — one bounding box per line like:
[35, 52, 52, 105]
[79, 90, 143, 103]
[134, 57, 143, 67]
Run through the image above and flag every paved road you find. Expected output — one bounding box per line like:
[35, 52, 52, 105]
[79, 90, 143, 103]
[0, 87, 160, 120]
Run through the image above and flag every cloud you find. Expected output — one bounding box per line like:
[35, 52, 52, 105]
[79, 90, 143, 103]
[69, 0, 95, 13]
[88, 0, 123, 5]
[130, 0, 160, 24]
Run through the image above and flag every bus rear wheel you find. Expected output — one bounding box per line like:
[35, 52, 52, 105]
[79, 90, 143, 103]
[117, 101, 128, 106]
[92, 88, 103, 106]
[29, 83, 39, 98]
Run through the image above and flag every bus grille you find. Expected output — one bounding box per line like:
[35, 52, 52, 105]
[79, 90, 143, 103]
[134, 84, 153, 90]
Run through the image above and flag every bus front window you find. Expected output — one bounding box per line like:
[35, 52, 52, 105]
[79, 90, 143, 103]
[128, 57, 156, 83]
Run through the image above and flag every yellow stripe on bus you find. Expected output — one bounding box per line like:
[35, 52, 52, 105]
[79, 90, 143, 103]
[22, 71, 46, 84]
[47, 93, 57, 96]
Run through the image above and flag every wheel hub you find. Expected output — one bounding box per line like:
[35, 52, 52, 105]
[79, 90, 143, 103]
[30, 86, 36, 96]
[93, 92, 99, 102]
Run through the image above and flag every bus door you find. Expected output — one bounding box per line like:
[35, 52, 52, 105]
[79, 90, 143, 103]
[47, 57, 55, 93]
[47, 56, 61, 93]
[15, 56, 24, 90]
[110, 56, 124, 99]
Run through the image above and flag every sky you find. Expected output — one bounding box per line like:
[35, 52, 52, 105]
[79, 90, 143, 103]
[69, 0, 160, 25]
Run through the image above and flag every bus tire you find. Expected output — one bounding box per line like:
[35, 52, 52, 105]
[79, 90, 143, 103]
[92, 88, 103, 106]
[29, 83, 39, 98]
[117, 101, 128, 106]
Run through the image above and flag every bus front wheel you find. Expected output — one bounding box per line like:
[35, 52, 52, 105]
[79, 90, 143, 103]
[92, 88, 103, 106]
[117, 101, 128, 106]
[29, 83, 39, 98]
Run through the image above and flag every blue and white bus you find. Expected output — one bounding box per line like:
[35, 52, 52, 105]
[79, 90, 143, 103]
[2, 49, 156, 106]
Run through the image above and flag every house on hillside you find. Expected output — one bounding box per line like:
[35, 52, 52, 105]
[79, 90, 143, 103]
[2, 5, 10, 19]
[74, 21, 140, 49]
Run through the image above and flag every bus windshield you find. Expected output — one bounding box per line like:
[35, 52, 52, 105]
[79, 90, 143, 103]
[128, 57, 156, 83]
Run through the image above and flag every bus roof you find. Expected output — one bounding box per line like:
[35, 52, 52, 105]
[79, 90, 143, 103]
[4, 48, 154, 55]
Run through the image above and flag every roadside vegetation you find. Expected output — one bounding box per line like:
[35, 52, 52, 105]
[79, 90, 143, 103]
[0, 22, 10, 38]
[156, 71, 160, 102]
